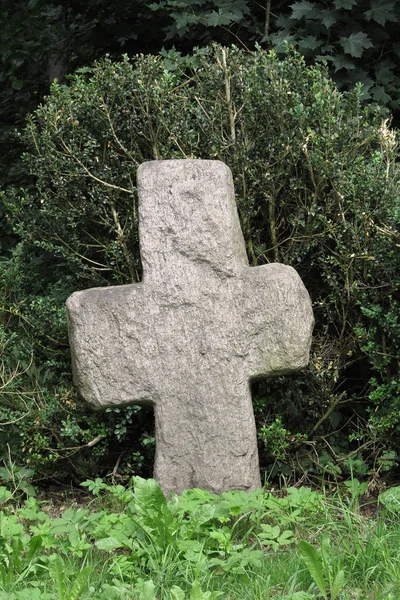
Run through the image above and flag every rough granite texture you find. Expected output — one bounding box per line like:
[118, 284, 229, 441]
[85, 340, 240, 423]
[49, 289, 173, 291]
[66, 160, 314, 497]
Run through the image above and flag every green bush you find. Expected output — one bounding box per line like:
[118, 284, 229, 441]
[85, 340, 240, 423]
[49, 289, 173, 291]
[2, 44, 400, 482]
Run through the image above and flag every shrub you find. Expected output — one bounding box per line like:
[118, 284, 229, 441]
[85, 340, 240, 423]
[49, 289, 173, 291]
[2, 44, 400, 482]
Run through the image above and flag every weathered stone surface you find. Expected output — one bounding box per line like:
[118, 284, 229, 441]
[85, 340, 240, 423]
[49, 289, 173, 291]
[66, 160, 314, 497]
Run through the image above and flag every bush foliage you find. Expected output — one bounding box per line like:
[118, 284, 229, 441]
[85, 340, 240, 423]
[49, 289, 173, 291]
[1, 44, 400, 482]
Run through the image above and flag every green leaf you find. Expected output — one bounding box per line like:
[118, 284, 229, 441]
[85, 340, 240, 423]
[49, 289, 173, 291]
[334, 0, 356, 8]
[375, 60, 396, 85]
[331, 569, 346, 600]
[332, 54, 356, 72]
[260, 523, 280, 539]
[139, 580, 157, 600]
[65, 568, 91, 600]
[27, 535, 43, 560]
[364, 1, 397, 26]
[320, 532, 330, 565]
[206, 11, 225, 27]
[379, 486, 400, 511]
[95, 536, 125, 551]
[11, 78, 23, 90]
[290, 1, 320, 20]
[339, 32, 373, 57]
[278, 529, 295, 544]
[0, 486, 12, 504]
[271, 32, 297, 53]
[371, 85, 391, 104]
[0, 467, 12, 481]
[47, 554, 66, 600]
[19, 481, 36, 497]
[132, 477, 167, 513]
[190, 581, 208, 600]
[298, 540, 328, 600]
[320, 9, 340, 27]
[275, 14, 292, 28]
[170, 587, 185, 600]
[298, 36, 322, 50]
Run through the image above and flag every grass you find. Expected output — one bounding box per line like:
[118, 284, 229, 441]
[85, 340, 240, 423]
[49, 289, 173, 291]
[0, 476, 400, 599]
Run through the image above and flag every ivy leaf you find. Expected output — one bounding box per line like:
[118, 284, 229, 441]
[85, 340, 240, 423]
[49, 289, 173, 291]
[206, 11, 226, 26]
[332, 54, 356, 72]
[375, 60, 395, 85]
[298, 36, 322, 50]
[364, 1, 397, 27]
[289, 1, 320, 20]
[275, 13, 292, 28]
[12, 78, 23, 90]
[320, 8, 340, 28]
[270, 31, 297, 53]
[371, 85, 391, 104]
[334, 0, 357, 8]
[339, 32, 373, 57]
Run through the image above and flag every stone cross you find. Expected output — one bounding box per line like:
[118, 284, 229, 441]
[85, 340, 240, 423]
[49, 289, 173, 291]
[66, 160, 314, 498]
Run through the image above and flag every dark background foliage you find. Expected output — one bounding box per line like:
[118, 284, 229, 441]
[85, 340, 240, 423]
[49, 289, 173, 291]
[1, 1, 400, 487]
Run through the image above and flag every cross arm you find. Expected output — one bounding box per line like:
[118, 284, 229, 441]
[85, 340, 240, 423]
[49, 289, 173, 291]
[66, 284, 158, 410]
[238, 263, 314, 379]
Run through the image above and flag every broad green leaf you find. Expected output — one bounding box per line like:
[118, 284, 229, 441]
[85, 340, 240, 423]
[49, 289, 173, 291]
[271, 32, 297, 53]
[375, 60, 396, 85]
[371, 85, 391, 104]
[65, 567, 91, 600]
[0, 486, 12, 504]
[206, 11, 227, 27]
[132, 477, 167, 513]
[331, 569, 346, 599]
[189, 503, 216, 527]
[364, 1, 397, 26]
[177, 539, 205, 562]
[298, 540, 328, 600]
[290, 1, 320, 20]
[190, 580, 218, 600]
[0, 467, 12, 481]
[139, 580, 157, 600]
[332, 54, 356, 72]
[298, 36, 322, 50]
[320, 532, 331, 565]
[260, 523, 280, 538]
[15, 590, 47, 600]
[334, 0, 356, 8]
[379, 486, 400, 511]
[47, 554, 66, 600]
[275, 14, 292, 28]
[19, 481, 36, 497]
[171, 587, 185, 600]
[320, 8, 340, 27]
[11, 78, 23, 90]
[339, 32, 373, 57]
[27, 535, 43, 560]
[278, 529, 295, 544]
[95, 536, 126, 551]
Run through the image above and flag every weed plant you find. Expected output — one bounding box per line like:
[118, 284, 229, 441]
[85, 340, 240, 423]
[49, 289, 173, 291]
[0, 476, 399, 599]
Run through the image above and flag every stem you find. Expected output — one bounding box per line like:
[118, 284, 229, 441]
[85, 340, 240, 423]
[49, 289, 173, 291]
[268, 194, 279, 262]
[221, 48, 236, 143]
[59, 139, 133, 195]
[264, 0, 271, 37]
[110, 201, 138, 283]
[311, 392, 347, 435]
